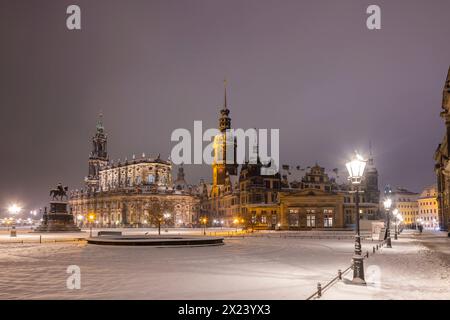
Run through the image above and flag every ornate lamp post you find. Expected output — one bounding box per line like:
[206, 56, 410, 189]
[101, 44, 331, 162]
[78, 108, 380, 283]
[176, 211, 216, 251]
[383, 197, 392, 248]
[393, 208, 399, 240]
[201, 217, 207, 235]
[346, 152, 367, 285]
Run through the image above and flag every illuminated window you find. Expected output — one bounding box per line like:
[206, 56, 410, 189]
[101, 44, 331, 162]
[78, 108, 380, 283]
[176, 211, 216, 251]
[307, 214, 316, 227]
[324, 216, 333, 228]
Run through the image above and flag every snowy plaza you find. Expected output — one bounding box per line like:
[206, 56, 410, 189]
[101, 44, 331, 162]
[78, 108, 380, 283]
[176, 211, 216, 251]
[0, 229, 448, 300]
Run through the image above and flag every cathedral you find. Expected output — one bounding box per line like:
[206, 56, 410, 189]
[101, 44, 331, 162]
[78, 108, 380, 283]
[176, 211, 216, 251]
[69, 115, 200, 228]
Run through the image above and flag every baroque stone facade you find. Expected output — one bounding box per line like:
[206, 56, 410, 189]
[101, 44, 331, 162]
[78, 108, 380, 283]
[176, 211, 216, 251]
[434, 66, 450, 232]
[70, 116, 199, 228]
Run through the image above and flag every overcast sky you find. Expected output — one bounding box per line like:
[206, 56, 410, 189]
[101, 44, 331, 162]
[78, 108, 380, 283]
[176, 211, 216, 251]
[1, 0, 449, 213]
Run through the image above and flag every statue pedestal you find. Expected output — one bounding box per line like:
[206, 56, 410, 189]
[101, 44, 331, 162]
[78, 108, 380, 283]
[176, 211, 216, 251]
[34, 201, 81, 232]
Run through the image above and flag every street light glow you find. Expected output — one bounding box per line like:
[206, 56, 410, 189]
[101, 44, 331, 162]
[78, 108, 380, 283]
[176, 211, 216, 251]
[346, 152, 367, 184]
[383, 198, 392, 210]
[8, 204, 22, 215]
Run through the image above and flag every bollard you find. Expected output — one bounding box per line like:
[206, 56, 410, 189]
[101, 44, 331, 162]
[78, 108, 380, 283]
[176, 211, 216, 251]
[40, 235, 42, 243]
[376, 244, 378, 250]
[373, 246, 375, 254]
[10, 226, 17, 237]
[366, 251, 369, 258]
[338, 269, 342, 280]
[317, 283, 322, 298]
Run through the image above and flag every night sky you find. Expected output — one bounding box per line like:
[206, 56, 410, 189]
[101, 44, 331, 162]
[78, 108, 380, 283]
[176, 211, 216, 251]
[1, 0, 449, 214]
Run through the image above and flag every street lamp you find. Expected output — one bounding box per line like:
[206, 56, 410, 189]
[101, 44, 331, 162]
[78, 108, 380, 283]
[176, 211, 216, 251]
[346, 151, 367, 285]
[383, 197, 392, 248]
[87, 213, 96, 237]
[233, 218, 239, 232]
[163, 213, 171, 232]
[393, 208, 399, 240]
[8, 204, 22, 236]
[201, 217, 207, 235]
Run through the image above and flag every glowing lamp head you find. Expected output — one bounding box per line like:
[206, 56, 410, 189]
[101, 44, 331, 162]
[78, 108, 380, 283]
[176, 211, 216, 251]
[346, 152, 367, 185]
[383, 198, 392, 210]
[8, 204, 22, 215]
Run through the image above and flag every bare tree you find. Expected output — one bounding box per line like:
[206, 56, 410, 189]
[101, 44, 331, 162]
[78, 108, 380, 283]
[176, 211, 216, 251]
[146, 199, 174, 235]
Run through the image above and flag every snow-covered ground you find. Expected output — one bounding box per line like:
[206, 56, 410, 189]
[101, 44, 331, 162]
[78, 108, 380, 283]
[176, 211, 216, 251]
[0, 229, 448, 299]
[322, 231, 450, 300]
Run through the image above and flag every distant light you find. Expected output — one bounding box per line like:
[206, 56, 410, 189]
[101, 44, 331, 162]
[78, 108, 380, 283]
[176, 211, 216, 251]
[8, 204, 22, 215]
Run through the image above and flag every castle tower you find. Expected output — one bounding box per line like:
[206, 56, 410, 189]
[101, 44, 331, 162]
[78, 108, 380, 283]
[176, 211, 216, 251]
[363, 142, 380, 204]
[86, 113, 108, 192]
[212, 80, 237, 197]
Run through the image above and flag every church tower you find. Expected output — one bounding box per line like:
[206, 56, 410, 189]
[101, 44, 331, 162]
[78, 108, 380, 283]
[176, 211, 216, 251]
[85, 113, 108, 192]
[212, 80, 237, 197]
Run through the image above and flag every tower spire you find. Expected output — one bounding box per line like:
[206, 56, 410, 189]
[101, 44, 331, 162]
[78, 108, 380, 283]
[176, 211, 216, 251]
[219, 79, 231, 132]
[96, 111, 104, 132]
[442, 66, 450, 112]
[223, 78, 227, 109]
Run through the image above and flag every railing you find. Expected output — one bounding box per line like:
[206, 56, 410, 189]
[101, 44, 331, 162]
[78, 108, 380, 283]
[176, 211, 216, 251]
[305, 239, 388, 300]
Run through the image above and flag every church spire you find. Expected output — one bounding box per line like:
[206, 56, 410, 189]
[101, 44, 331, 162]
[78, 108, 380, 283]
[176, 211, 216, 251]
[223, 78, 228, 109]
[90, 112, 107, 160]
[96, 111, 104, 133]
[219, 79, 231, 132]
[368, 140, 374, 166]
[443, 66, 450, 111]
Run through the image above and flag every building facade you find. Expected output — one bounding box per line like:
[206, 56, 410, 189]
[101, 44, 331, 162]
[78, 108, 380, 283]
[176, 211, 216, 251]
[417, 185, 439, 229]
[434, 66, 450, 232]
[390, 188, 419, 228]
[70, 117, 200, 227]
